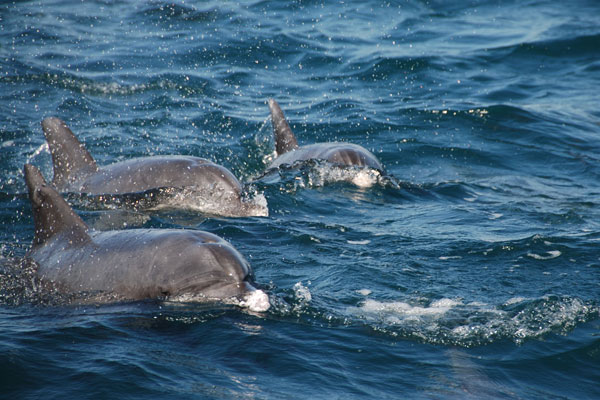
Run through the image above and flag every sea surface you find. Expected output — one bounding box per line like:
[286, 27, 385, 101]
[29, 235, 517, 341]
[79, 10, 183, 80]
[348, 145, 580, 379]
[1, 0, 599, 398]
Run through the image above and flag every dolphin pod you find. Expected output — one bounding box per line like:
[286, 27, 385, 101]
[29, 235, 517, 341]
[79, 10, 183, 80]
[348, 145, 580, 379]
[266, 99, 384, 173]
[21, 100, 385, 310]
[23, 163, 270, 312]
[41, 117, 267, 217]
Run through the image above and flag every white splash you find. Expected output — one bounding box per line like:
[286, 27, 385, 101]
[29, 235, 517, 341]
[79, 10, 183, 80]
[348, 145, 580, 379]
[347, 240, 371, 245]
[527, 250, 561, 260]
[152, 187, 269, 217]
[293, 281, 312, 303]
[347, 293, 598, 345]
[351, 168, 380, 188]
[27, 142, 49, 163]
[358, 298, 461, 319]
[307, 163, 382, 188]
[504, 297, 528, 306]
[168, 289, 271, 313]
[247, 192, 269, 217]
[238, 289, 271, 312]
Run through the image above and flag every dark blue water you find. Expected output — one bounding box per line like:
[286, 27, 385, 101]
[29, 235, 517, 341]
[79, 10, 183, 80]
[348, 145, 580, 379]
[2, 0, 599, 398]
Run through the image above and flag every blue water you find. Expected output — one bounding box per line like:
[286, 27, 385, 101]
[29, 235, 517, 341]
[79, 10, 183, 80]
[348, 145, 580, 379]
[1, 0, 600, 398]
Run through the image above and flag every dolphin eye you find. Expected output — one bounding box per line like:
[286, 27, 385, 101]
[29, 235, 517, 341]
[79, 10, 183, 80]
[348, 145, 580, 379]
[158, 286, 171, 297]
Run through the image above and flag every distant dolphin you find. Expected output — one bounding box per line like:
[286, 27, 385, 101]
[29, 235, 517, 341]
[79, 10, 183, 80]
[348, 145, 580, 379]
[41, 117, 267, 217]
[23, 163, 270, 312]
[266, 99, 384, 175]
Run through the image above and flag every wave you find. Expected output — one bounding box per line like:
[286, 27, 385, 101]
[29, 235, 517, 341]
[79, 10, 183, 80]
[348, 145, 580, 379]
[346, 294, 598, 346]
[249, 276, 599, 347]
[484, 33, 600, 60]
[2, 68, 212, 98]
[138, 2, 224, 24]
[3, 256, 596, 348]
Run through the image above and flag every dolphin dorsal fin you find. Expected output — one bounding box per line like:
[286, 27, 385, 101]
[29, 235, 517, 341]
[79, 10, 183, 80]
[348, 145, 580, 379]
[24, 164, 91, 248]
[268, 99, 298, 155]
[41, 117, 98, 189]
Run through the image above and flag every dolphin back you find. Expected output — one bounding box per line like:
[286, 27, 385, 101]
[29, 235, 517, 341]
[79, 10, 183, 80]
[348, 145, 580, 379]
[41, 117, 98, 189]
[269, 99, 298, 155]
[24, 163, 90, 248]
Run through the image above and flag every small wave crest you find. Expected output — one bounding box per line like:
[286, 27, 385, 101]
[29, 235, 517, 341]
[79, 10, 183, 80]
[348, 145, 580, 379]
[348, 295, 598, 346]
[527, 250, 561, 260]
[359, 298, 461, 317]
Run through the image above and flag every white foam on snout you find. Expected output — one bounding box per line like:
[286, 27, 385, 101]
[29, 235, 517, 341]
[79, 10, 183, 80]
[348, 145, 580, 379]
[301, 163, 382, 188]
[153, 187, 269, 217]
[246, 192, 269, 217]
[238, 289, 271, 312]
[168, 289, 271, 313]
[330, 165, 381, 188]
[352, 169, 380, 188]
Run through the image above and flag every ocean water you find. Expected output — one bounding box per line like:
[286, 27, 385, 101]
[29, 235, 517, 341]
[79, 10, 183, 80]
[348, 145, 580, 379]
[1, 0, 599, 398]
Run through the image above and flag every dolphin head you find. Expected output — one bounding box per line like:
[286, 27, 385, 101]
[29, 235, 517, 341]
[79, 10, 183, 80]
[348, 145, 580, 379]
[156, 235, 270, 312]
[173, 164, 269, 217]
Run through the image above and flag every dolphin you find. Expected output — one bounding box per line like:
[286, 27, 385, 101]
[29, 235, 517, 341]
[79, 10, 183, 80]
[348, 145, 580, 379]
[266, 99, 385, 174]
[23, 163, 270, 312]
[40, 117, 267, 217]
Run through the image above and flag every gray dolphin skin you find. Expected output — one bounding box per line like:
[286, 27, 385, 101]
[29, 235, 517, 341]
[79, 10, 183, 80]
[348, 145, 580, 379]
[41, 117, 267, 217]
[23, 163, 270, 312]
[267, 99, 384, 172]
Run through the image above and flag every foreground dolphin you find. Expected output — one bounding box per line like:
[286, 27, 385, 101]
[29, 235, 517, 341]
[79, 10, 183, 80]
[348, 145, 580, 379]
[266, 99, 384, 174]
[23, 163, 270, 312]
[41, 117, 267, 217]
